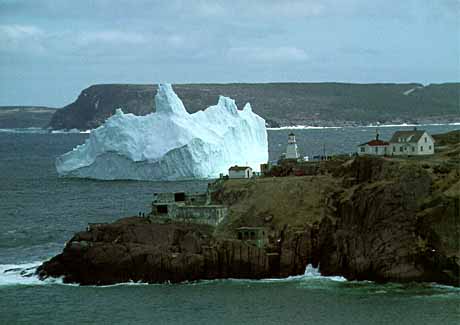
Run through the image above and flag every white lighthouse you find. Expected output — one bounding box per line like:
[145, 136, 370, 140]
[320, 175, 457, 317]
[285, 133, 299, 159]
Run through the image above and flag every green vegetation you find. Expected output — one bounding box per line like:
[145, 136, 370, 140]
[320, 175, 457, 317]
[49, 83, 460, 129]
[0, 106, 57, 128]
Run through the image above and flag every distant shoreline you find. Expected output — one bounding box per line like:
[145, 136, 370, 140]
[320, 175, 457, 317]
[267, 122, 460, 130]
[1, 122, 459, 134]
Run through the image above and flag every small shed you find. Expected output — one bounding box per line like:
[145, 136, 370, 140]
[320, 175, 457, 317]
[228, 166, 253, 179]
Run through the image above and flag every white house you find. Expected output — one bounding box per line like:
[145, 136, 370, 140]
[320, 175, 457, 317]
[228, 166, 253, 179]
[285, 133, 300, 159]
[389, 130, 435, 156]
[358, 138, 389, 156]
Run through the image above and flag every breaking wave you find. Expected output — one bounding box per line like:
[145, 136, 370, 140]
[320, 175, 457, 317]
[0, 263, 342, 287]
[0, 262, 64, 287]
[2, 262, 459, 296]
[236, 264, 347, 283]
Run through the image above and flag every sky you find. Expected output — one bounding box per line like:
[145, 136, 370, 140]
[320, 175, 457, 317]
[0, 0, 459, 107]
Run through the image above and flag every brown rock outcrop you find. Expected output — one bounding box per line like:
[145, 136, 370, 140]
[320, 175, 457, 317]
[38, 217, 313, 285]
[315, 157, 459, 286]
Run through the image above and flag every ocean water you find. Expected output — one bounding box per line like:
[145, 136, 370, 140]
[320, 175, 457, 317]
[1, 124, 459, 324]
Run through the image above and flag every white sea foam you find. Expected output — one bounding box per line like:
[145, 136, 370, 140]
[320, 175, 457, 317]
[0, 262, 64, 286]
[50, 128, 91, 134]
[267, 125, 342, 130]
[0, 127, 48, 134]
[3, 262, 459, 290]
[362, 122, 460, 128]
[268, 122, 460, 131]
[260, 264, 347, 283]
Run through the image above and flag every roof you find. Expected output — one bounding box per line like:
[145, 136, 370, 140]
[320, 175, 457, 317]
[389, 130, 426, 143]
[359, 139, 389, 146]
[229, 166, 252, 171]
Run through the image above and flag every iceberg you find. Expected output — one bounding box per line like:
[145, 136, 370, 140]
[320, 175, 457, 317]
[55, 84, 268, 180]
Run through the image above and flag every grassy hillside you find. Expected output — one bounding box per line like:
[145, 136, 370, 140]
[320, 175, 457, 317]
[45, 82, 459, 129]
[0, 106, 57, 128]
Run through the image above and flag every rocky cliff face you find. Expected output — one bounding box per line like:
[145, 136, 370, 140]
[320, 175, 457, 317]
[49, 85, 154, 130]
[38, 218, 312, 285]
[316, 157, 459, 286]
[48, 83, 460, 129]
[38, 138, 460, 286]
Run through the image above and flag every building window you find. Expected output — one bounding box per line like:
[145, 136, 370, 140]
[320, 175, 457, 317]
[429, 145, 432, 150]
[412, 147, 415, 152]
[174, 192, 185, 202]
[420, 146, 423, 152]
[156, 205, 168, 214]
[425, 137, 427, 143]
[400, 146, 403, 152]
[375, 147, 378, 153]
[238, 232, 242, 240]
[393, 146, 396, 152]
[360, 147, 365, 152]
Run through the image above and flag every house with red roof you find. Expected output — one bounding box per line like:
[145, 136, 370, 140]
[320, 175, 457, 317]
[358, 131, 389, 156]
[358, 128, 435, 156]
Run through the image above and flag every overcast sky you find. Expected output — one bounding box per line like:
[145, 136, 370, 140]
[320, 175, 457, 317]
[1, 0, 459, 106]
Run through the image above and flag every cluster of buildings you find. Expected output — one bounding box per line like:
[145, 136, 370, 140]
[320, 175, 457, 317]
[150, 190, 227, 227]
[228, 128, 436, 180]
[149, 188, 268, 247]
[144, 127, 436, 249]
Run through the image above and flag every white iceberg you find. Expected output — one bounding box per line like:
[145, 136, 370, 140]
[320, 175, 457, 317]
[56, 83, 268, 180]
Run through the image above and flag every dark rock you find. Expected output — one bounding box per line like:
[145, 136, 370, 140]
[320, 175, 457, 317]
[315, 157, 460, 286]
[38, 218, 313, 285]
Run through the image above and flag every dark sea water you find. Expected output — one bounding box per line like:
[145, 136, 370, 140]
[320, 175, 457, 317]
[1, 125, 459, 324]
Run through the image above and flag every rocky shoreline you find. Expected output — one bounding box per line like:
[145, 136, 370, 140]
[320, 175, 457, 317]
[38, 131, 460, 286]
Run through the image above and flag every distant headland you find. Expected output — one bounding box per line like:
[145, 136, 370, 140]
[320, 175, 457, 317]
[4, 82, 458, 130]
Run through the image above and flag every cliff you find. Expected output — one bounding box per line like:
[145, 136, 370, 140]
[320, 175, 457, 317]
[38, 131, 460, 286]
[36, 219, 310, 285]
[48, 83, 460, 129]
[316, 157, 459, 285]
